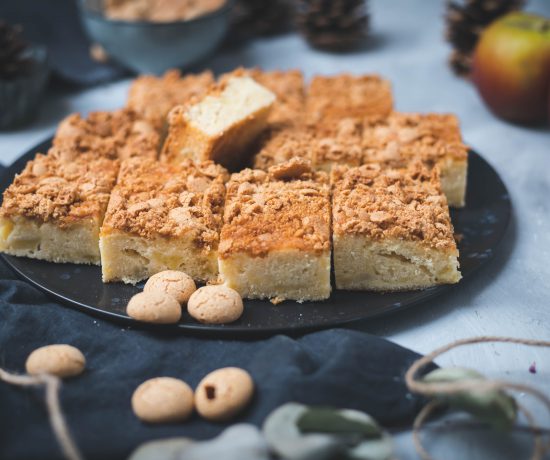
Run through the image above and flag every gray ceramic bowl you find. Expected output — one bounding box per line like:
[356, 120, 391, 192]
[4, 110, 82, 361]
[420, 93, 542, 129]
[78, 0, 232, 75]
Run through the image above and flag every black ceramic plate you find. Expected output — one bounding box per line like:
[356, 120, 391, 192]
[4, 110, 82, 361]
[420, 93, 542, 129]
[1, 139, 511, 336]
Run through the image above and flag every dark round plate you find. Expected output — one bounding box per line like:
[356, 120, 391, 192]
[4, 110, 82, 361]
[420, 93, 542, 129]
[1, 139, 511, 336]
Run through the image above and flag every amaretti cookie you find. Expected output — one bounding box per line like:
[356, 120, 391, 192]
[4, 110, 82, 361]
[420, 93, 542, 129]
[52, 109, 160, 162]
[161, 75, 276, 170]
[0, 153, 118, 264]
[362, 113, 468, 207]
[331, 162, 461, 291]
[218, 158, 331, 302]
[99, 158, 228, 284]
[126, 69, 214, 131]
[306, 74, 393, 127]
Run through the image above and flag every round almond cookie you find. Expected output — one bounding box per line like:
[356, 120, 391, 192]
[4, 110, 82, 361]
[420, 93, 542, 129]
[25, 344, 86, 378]
[187, 286, 243, 324]
[195, 367, 254, 422]
[132, 377, 194, 423]
[126, 291, 182, 324]
[144, 270, 196, 305]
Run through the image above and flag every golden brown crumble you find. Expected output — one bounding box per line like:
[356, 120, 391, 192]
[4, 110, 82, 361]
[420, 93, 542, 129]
[1, 153, 118, 227]
[362, 112, 468, 166]
[331, 162, 456, 250]
[219, 161, 330, 258]
[306, 74, 393, 126]
[102, 159, 228, 249]
[51, 109, 160, 162]
[253, 123, 313, 169]
[126, 70, 214, 129]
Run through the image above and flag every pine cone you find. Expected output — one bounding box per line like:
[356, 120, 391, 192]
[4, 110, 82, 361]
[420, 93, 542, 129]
[0, 21, 32, 80]
[445, 0, 525, 76]
[296, 0, 369, 52]
[231, 0, 294, 38]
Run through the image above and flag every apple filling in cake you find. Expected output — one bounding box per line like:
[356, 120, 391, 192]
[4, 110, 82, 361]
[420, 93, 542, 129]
[218, 158, 331, 302]
[331, 162, 461, 291]
[99, 158, 228, 284]
[0, 153, 118, 264]
[161, 75, 276, 170]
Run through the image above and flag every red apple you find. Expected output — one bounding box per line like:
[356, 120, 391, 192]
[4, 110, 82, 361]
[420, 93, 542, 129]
[472, 12, 550, 125]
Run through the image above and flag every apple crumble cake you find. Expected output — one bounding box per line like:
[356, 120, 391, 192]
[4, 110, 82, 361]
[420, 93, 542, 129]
[52, 109, 160, 162]
[161, 75, 276, 170]
[331, 161, 461, 291]
[126, 69, 214, 131]
[362, 113, 468, 207]
[99, 158, 228, 284]
[306, 74, 393, 127]
[218, 158, 331, 302]
[0, 153, 118, 264]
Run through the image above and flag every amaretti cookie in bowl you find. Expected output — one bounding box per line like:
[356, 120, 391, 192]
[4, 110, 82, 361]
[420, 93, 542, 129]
[218, 158, 332, 303]
[99, 158, 228, 284]
[331, 161, 461, 291]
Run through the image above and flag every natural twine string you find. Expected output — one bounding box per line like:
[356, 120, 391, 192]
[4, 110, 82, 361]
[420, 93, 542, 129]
[405, 336, 550, 460]
[0, 368, 83, 460]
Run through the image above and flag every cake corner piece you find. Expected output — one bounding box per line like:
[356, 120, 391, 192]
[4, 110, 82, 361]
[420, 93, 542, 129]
[331, 161, 461, 291]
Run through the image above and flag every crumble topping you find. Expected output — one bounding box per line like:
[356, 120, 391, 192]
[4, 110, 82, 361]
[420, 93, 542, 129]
[127, 70, 214, 129]
[102, 159, 228, 249]
[331, 162, 456, 250]
[253, 124, 313, 169]
[219, 161, 330, 258]
[362, 112, 468, 165]
[306, 74, 393, 126]
[1, 153, 118, 227]
[52, 109, 160, 162]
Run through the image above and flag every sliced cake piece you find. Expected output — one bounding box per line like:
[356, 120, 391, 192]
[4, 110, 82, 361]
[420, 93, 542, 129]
[126, 69, 214, 131]
[306, 74, 393, 127]
[161, 75, 276, 170]
[0, 153, 118, 264]
[100, 158, 228, 284]
[362, 113, 468, 207]
[52, 109, 160, 162]
[218, 158, 331, 302]
[331, 162, 461, 291]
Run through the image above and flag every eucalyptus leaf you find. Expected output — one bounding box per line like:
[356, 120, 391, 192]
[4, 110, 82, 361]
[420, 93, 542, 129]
[263, 403, 344, 460]
[263, 403, 393, 460]
[347, 433, 394, 460]
[422, 367, 518, 430]
[128, 438, 194, 460]
[297, 407, 381, 438]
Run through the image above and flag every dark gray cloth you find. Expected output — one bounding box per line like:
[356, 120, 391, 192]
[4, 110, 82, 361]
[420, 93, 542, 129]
[0, 164, 434, 460]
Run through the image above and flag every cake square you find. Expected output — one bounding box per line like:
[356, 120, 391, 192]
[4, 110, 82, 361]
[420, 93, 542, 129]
[0, 153, 118, 265]
[306, 74, 393, 127]
[126, 69, 214, 131]
[99, 158, 228, 284]
[218, 158, 331, 302]
[331, 161, 461, 291]
[246, 69, 306, 125]
[361, 112, 468, 207]
[52, 109, 160, 162]
[161, 75, 276, 170]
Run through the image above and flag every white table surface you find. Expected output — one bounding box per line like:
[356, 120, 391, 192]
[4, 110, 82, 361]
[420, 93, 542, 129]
[1, 0, 549, 458]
